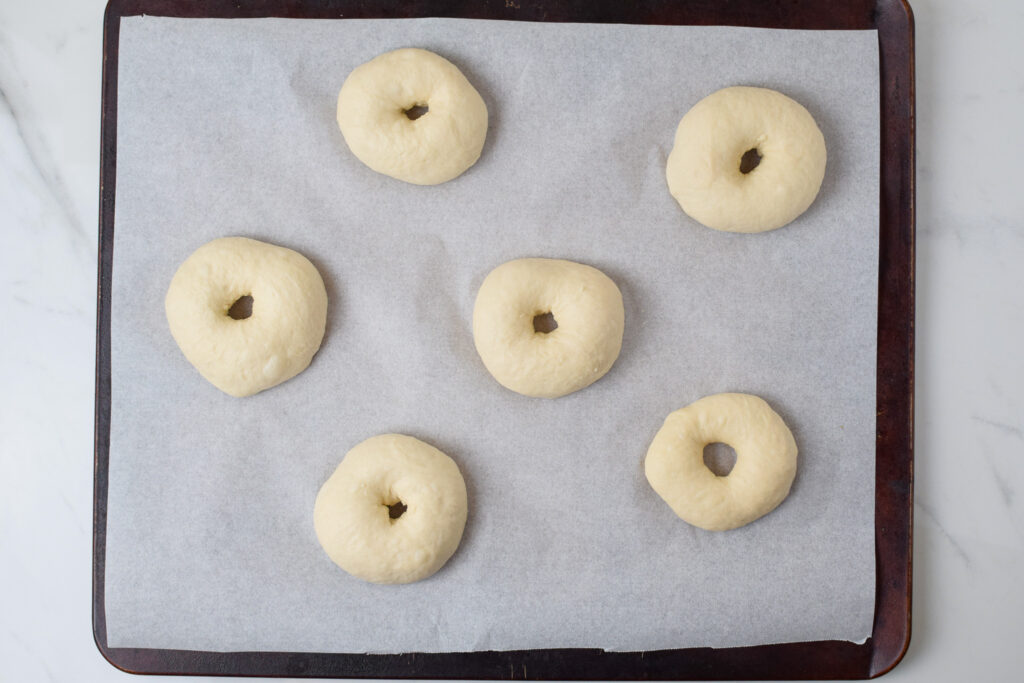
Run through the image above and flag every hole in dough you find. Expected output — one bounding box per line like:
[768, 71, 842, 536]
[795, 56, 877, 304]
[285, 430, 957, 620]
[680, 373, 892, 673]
[387, 500, 407, 520]
[404, 104, 429, 120]
[739, 147, 763, 174]
[703, 442, 738, 477]
[533, 311, 559, 334]
[226, 294, 253, 320]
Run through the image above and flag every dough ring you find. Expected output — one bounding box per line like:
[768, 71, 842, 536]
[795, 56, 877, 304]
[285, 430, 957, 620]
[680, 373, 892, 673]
[644, 393, 798, 531]
[336, 48, 489, 185]
[472, 258, 625, 399]
[314, 434, 469, 584]
[666, 86, 827, 233]
[164, 237, 328, 397]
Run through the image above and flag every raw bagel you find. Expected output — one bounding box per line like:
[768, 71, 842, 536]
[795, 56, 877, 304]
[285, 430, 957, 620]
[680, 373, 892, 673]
[336, 48, 488, 185]
[472, 258, 625, 399]
[314, 434, 469, 584]
[644, 393, 798, 531]
[164, 237, 328, 397]
[666, 86, 827, 233]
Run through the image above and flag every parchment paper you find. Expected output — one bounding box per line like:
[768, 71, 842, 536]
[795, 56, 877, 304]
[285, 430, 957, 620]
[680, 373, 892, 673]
[106, 16, 879, 653]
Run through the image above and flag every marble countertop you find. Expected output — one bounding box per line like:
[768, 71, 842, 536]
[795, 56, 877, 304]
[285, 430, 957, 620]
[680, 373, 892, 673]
[1, 0, 1021, 680]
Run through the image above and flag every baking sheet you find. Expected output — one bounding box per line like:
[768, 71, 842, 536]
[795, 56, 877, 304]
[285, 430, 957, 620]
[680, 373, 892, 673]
[105, 16, 879, 653]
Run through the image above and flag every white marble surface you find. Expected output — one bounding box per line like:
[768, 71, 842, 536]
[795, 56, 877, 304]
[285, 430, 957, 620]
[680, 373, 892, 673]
[0, 0, 1021, 680]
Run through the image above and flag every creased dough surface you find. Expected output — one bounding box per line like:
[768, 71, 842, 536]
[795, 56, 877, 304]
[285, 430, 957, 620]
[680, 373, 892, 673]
[314, 434, 469, 585]
[666, 86, 826, 233]
[337, 48, 488, 185]
[164, 237, 328, 397]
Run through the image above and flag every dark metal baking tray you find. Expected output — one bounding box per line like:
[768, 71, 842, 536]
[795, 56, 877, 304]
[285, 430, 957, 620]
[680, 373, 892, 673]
[94, 0, 914, 677]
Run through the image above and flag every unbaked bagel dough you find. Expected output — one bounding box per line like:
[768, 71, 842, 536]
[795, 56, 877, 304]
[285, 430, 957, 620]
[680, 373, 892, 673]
[314, 434, 469, 584]
[473, 258, 625, 398]
[164, 237, 328, 397]
[336, 48, 488, 185]
[645, 393, 798, 531]
[666, 86, 827, 233]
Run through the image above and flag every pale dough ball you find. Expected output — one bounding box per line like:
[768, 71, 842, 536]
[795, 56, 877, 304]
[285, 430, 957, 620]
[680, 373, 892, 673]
[314, 434, 469, 584]
[473, 258, 625, 399]
[336, 48, 488, 185]
[644, 393, 798, 531]
[666, 86, 827, 233]
[164, 237, 328, 397]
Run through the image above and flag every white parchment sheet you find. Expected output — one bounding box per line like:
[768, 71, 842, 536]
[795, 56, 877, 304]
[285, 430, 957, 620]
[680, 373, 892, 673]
[106, 16, 879, 652]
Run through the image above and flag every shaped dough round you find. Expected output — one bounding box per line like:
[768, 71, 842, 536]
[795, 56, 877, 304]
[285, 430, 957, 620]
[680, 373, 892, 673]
[164, 237, 328, 397]
[336, 48, 488, 185]
[473, 258, 625, 398]
[314, 434, 469, 584]
[644, 393, 797, 531]
[666, 86, 827, 233]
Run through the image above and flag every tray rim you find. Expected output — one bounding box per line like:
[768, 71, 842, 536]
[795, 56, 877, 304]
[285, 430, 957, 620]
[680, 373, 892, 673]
[93, 0, 915, 678]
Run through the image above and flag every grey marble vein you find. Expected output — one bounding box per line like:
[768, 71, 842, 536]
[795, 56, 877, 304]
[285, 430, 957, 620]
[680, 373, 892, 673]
[11, 292, 87, 318]
[0, 43, 92, 255]
[972, 415, 1024, 440]
[916, 499, 971, 566]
